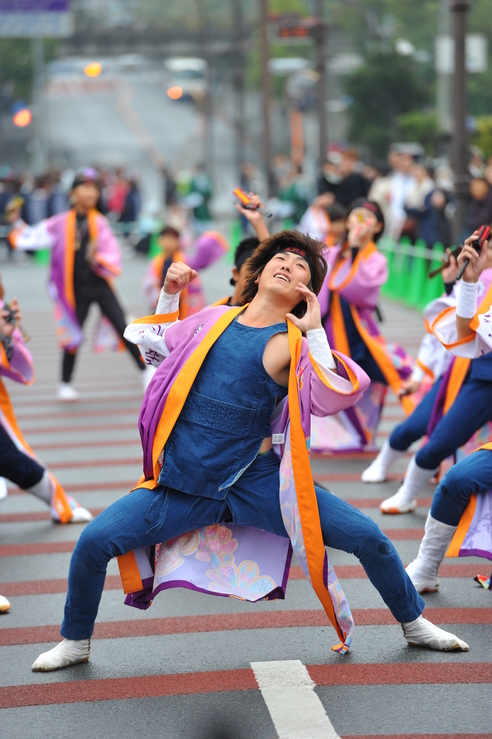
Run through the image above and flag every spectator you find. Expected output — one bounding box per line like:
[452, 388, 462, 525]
[465, 177, 492, 236]
[317, 150, 369, 207]
[404, 188, 453, 250]
[188, 163, 213, 234]
[402, 163, 435, 243]
[387, 149, 417, 241]
[278, 164, 311, 226]
[119, 174, 141, 224]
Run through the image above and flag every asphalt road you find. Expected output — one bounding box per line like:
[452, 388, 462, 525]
[0, 255, 491, 739]
[44, 67, 238, 208]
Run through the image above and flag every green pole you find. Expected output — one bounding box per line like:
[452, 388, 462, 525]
[406, 239, 428, 306]
[422, 243, 445, 307]
[392, 236, 411, 302]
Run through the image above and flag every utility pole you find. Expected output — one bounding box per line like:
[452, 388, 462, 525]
[313, 0, 328, 164]
[450, 0, 471, 240]
[31, 37, 47, 174]
[436, 0, 452, 133]
[259, 0, 273, 196]
[196, 0, 214, 178]
[232, 0, 246, 176]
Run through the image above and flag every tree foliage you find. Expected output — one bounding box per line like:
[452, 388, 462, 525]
[344, 50, 430, 157]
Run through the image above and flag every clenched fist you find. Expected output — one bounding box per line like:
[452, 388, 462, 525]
[163, 262, 198, 295]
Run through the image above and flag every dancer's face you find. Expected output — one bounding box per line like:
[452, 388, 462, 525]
[257, 251, 312, 308]
[71, 182, 100, 211]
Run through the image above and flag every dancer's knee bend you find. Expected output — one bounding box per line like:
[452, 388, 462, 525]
[352, 519, 392, 560]
[415, 442, 446, 471]
[389, 422, 417, 452]
[431, 464, 475, 526]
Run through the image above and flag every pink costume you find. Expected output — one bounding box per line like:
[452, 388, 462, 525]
[9, 209, 122, 352]
[312, 244, 413, 453]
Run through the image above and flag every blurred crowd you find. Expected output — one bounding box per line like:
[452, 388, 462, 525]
[3, 141, 492, 256]
[0, 166, 142, 226]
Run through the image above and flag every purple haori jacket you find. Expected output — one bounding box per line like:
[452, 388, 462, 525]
[119, 304, 370, 653]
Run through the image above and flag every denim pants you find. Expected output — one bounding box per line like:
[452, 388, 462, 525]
[431, 449, 492, 526]
[389, 378, 442, 452]
[415, 379, 492, 470]
[61, 451, 424, 640]
[390, 376, 492, 471]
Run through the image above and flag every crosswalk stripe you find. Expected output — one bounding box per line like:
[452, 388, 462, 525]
[251, 660, 340, 739]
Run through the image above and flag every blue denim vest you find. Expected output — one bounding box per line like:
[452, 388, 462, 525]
[158, 316, 288, 499]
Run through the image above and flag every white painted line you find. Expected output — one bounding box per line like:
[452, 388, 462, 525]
[251, 660, 340, 739]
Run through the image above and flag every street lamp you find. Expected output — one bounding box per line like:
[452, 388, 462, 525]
[450, 0, 472, 240]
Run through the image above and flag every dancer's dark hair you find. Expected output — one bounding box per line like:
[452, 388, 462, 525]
[241, 230, 327, 318]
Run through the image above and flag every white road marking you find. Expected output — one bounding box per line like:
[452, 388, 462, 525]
[251, 660, 340, 739]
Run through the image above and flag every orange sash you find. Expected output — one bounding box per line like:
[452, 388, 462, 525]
[0, 379, 73, 523]
[64, 209, 99, 310]
[441, 280, 492, 414]
[329, 244, 412, 414]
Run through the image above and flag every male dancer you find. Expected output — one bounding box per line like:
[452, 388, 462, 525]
[7, 169, 152, 401]
[32, 231, 468, 671]
[406, 233, 492, 591]
[371, 229, 492, 514]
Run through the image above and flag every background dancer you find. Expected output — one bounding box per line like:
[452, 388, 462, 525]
[143, 225, 228, 315]
[7, 169, 152, 401]
[32, 232, 468, 672]
[377, 229, 492, 514]
[362, 252, 459, 484]
[312, 198, 414, 453]
[407, 235, 492, 591]
[0, 292, 92, 525]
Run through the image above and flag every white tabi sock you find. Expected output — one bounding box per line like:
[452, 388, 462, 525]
[401, 616, 468, 651]
[32, 639, 91, 672]
[380, 455, 437, 514]
[361, 439, 403, 483]
[405, 513, 457, 593]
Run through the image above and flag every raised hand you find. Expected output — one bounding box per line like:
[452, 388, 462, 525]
[286, 283, 322, 333]
[457, 231, 489, 283]
[441, 248, 460, 283]
[235, 192, 265, 223]
[163, 262, 198, 295]
[0, 298, 21, 337]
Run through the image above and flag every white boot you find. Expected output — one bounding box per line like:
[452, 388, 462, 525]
[57, 383, 79, 402]
[0, 477, 7, 500]
[27, 470, 92, 524]
[0, 594, 11, 612]
[380, 455, 438, 514]
[406, 513, 457, 593]
[32, 638, 90, 671]
[361, 439, 404, 483]
[402, 616, 468, 651]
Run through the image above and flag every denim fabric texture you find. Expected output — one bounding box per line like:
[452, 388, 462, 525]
[61, 450, 424, 640]
[431, 449, 492, 526]
[389, 377, 442, 452]
[158, 317, 288, 498]
[415, 378, 492, 470]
